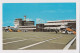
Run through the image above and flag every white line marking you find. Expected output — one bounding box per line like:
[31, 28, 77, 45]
[3, 35, 54, 45]
[18, 38, 59, 50]
[3, 34, 57, 40]
[3, 38, 34, 45]
[3, 37, 19, 40]
[3, 35, 40, 40]
[63, 37, 76, 50]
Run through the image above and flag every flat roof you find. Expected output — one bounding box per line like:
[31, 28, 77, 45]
[47, 20, 76, 23]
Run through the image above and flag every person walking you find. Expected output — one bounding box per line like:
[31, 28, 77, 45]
[55, 30, 58, 34]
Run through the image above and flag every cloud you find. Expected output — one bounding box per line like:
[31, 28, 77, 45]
[36, 18, 45, 24]
[26, 18, 32, 21]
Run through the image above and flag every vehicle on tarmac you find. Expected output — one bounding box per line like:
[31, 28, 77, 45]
[62, 28, 76, 34]
[4, 26, 21, 32]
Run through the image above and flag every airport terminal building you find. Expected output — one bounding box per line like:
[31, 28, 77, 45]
[36, 20, 76, 32]
[14, 16, 76, 32]
[14, 16, 36, 32]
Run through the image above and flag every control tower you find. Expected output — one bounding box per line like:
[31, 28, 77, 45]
[24, 16, 26, 21]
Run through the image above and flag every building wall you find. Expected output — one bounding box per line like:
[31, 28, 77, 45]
[14, 18, 34, 28]
[14, 18, 22, 28]
[19, 26, 36, 32]
[36, 20, 76, 32]
[26, 21, 34, 26]
[14, 18, 76, 32]
[36, 24, 44, 32]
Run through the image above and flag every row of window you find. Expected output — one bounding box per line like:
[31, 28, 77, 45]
[19, 27, 36, 28]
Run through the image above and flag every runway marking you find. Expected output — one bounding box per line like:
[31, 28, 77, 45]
[3, 38, 35, 45]
[3, 35, 42, 40]
[18, 36, 63, 50]
[63, 37, 76, 50]
[3, 35, 49, 40]
[3, 35, 53, 44]
[3, 37, 19, 40]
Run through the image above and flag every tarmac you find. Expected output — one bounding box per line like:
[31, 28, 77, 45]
[3, 32, 76, 50]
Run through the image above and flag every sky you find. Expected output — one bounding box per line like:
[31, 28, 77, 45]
[3, 3, 76, 26]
